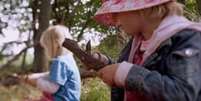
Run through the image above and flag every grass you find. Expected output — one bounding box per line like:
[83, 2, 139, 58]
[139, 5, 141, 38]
[0, 83, 42, 101]
[81, 78, 110, 101]
[0, 78, 110, 101]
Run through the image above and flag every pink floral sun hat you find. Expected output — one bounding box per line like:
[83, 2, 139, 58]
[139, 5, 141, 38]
[94, 0, 173, 26]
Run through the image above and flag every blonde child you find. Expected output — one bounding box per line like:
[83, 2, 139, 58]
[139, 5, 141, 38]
[24, 25, 81, 101]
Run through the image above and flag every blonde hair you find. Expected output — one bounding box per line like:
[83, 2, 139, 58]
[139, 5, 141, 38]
[139, 1, 183, 20]
[40, 25, 73, 59]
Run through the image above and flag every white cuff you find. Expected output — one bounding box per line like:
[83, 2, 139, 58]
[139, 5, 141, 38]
[114, 61, 133, 87]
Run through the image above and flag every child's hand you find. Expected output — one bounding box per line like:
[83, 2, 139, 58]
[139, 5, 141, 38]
[98, 64, 119, 86]
[17, 74, 37, 87]
[79, 52, 110, 71]
[92, 52, 110, 65]
[15, 74, 27, 82]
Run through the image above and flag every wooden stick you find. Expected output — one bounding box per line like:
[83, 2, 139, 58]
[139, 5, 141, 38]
[62, 38, 107, 71]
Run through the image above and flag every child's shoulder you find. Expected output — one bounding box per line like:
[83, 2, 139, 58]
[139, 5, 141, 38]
[54, 53, 70, 60]
[51, 54, 75, 66]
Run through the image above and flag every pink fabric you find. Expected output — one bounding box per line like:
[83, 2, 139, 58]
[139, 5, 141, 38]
[124, 15, 201, 101]
[141, 15, 201, 64]
[127, 35, 143, 63]
[125, 91, 148, 101]
[115, 62, 133, 87]
[128, 15, 201, 66]
[125, 39, 147, 101]
[39, 92, 54, 101]
[94, 0, 172, 26]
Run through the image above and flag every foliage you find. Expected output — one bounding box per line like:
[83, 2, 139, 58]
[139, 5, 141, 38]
[81, 78, 110, 101]
[0, 0, 32, 34]
[44, 0, 110, 41]
[98, 34, 128, 60]
[184, 0, 200, 21]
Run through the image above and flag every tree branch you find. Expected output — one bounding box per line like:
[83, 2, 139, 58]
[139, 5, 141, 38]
[0, 44, 35, 69]
[77, 11, 93, 42]
[0, 41, 29, 56]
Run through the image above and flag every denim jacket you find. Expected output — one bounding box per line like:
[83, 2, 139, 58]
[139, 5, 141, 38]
[111, 29, 201, 101]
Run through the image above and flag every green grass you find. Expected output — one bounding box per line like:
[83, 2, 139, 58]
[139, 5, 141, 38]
[81, 78, 110, 101]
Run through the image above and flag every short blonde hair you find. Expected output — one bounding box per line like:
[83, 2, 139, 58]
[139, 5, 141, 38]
[40, 25, 73, 58]
[139, 1, 183, 20]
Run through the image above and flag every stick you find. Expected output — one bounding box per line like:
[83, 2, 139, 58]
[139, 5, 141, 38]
[62, 38, 107, 71]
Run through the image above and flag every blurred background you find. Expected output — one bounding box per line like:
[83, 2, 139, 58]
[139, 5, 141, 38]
[0, 0, 200, 101]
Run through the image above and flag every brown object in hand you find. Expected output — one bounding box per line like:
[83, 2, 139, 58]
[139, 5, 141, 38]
[63, 38, 107, 71]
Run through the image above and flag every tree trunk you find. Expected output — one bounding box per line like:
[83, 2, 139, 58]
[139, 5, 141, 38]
[196, 0, 201, 16]
[33, 0, 51, 72]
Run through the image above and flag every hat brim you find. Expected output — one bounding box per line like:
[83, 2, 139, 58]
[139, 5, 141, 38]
[94, 0, 172, 26]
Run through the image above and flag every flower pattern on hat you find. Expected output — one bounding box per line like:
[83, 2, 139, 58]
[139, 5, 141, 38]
[94, 0, 172, 26]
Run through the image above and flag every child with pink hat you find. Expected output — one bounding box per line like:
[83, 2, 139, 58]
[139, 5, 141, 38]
[94, 0, 201, 101]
